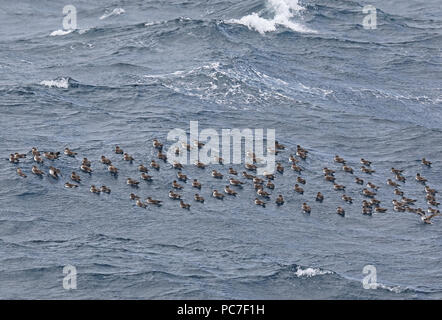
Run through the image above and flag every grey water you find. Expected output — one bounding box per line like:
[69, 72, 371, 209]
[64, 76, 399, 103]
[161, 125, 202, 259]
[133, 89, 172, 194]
[0, 0, 441, 299]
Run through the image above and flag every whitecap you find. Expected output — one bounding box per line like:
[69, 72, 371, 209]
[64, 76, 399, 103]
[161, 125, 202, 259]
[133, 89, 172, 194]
[295, 266, 333, 277]
[50, 29, 74, 37]
[40, 78, 70, 89]
[227, 0, 315, 34]
[100, 8, 125, 20]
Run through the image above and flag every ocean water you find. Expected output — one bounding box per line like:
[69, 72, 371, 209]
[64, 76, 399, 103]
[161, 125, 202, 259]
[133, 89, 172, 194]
[0, 0, 441, 299]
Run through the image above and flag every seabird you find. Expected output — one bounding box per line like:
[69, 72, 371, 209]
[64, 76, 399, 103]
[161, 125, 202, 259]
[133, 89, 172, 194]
[194, 194, 205, 203]
[192, 179, 202, 189]
[146, 197, 162, 206]
[115, 146, 124, 154]
[16, 168, 27, 178]
[336, 207, 345, 217]
[64, 182, 78, 188]
[71, 172, 81, 182]
[302, 203, 311, 214]
[229, 167, 238, 175]
[127, 178, 139, 187]
[211, 170, 223, 179]
[180, 200, 191, 209]
[316, 192, 324, 202]
[212, 190, 224, 199]
[275, 195, 284, 206]
[64, 148, 77, 157]
[169, 191, 181, 200]
[172, 180, 183, 189]
[101, 156, 112, 165]
[294, 184, 304, 194]
[255, 198, 266, 207]
[224, 186, 237, 196]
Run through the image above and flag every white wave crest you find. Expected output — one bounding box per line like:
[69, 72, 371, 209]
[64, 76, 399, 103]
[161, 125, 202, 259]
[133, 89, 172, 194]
[100, 8, 125, 20]
[227, 0, 315, 34]
[295, 266, 332, 277]
[50, 29, 74, 37]
[40, 78, 70, 89]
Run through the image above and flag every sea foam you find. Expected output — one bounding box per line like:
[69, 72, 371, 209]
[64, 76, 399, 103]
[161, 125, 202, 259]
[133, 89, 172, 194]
[228, 0, 315, 34]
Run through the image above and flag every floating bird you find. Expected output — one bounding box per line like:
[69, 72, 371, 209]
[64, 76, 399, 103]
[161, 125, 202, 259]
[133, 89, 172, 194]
[136, 199, 146, 208]
[177, 171, 187, 182]
[9, 154, 19, 163]
[127, 178, 139, 187]
[362, 189, 376, 198]
[150, 160, 160, 170]
[224, 186, 237, 196]
[291, 164, 302, 173]
[71, 172, 81, 182]
[275, 141, 286, 150]
[297, 176, 306, 185]
[391, 168, 403, 175]
[266, 180, 275, 189]
[153, 139, 163, 150]
[361, 166, 375, 174]
[101, 156, 112, 165]
[275, 195, 284, 206]
[101, 186, 111, 194]
[16, 168, 27, 178]
[138, 164, 149, 172]
[342, 194, 353, 204]
[49, 166, 60, 179]
[32, 166, 44, 176]
[242, 172, 255, 180]
[255, 198, 266, 207]
[229, 178, 244, 186]
[302, 203, 311, 214]
[316, 192, 324, 202]
[324, 174, 336, 182]
[180, 200, 191, 210]
[333, 183, 346, 191]
[211, 170, 223, 179]
[294, 184, 304, 194]
[422, 158, 432, 167]
[334, 155, 346, 164]
[387, 179, 399, 187]
[108, 165, 118, 175]
[64, 148, 77, 157]
[257, 187, 270, 198]
[360, 158, 371, 166]
[375, 207, 387, 213]
[90, 185, 100, 194]
[245, 163, 257, 171]
[141, 173, 152, 181]
[34, 155, 44, 164]
[343, 165, 354, 174]
[172, 180, 183, 189]
[276, 163, 284, 174]
[192, 179, 202, 189]
[212, 190, 224, 199]
[169, 191, 181, 200]
[194, 161, 206, 169]
[64, 182, 78, 189]
[81, 164, 92, 174]
[336, 207, 345, 217]
[323, 168, 335, 175]
[115, 146, 124, 154]
[172, 162, 183, 170]
[123, 153, 134, 162]
[146, 197, 162, 206]
[82, 158, 91, 167]
[194, 194, 205, 203]
[416, 173, 427, 184]
[367, 182, 379, 190]
[229, 167, 238, 175]
[130, 193, 140, 201]
[355, 177, 364, 185]
[157, 151, 167, 162]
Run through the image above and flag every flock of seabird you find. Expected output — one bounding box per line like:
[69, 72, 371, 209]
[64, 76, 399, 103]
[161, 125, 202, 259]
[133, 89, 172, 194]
[7, 139, 441, 224]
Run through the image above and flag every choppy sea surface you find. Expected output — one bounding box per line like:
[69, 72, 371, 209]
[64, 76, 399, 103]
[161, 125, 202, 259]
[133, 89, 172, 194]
[1, 0, 441, 299]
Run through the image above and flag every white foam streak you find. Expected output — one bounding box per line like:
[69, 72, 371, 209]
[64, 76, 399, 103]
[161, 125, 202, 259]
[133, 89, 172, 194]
[40, 78, 70, 89]
[295, 266, 332, 277]
[50, 29, 74, 37]
[228, 0, 315, 34]
[100, 8, 125, 20]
